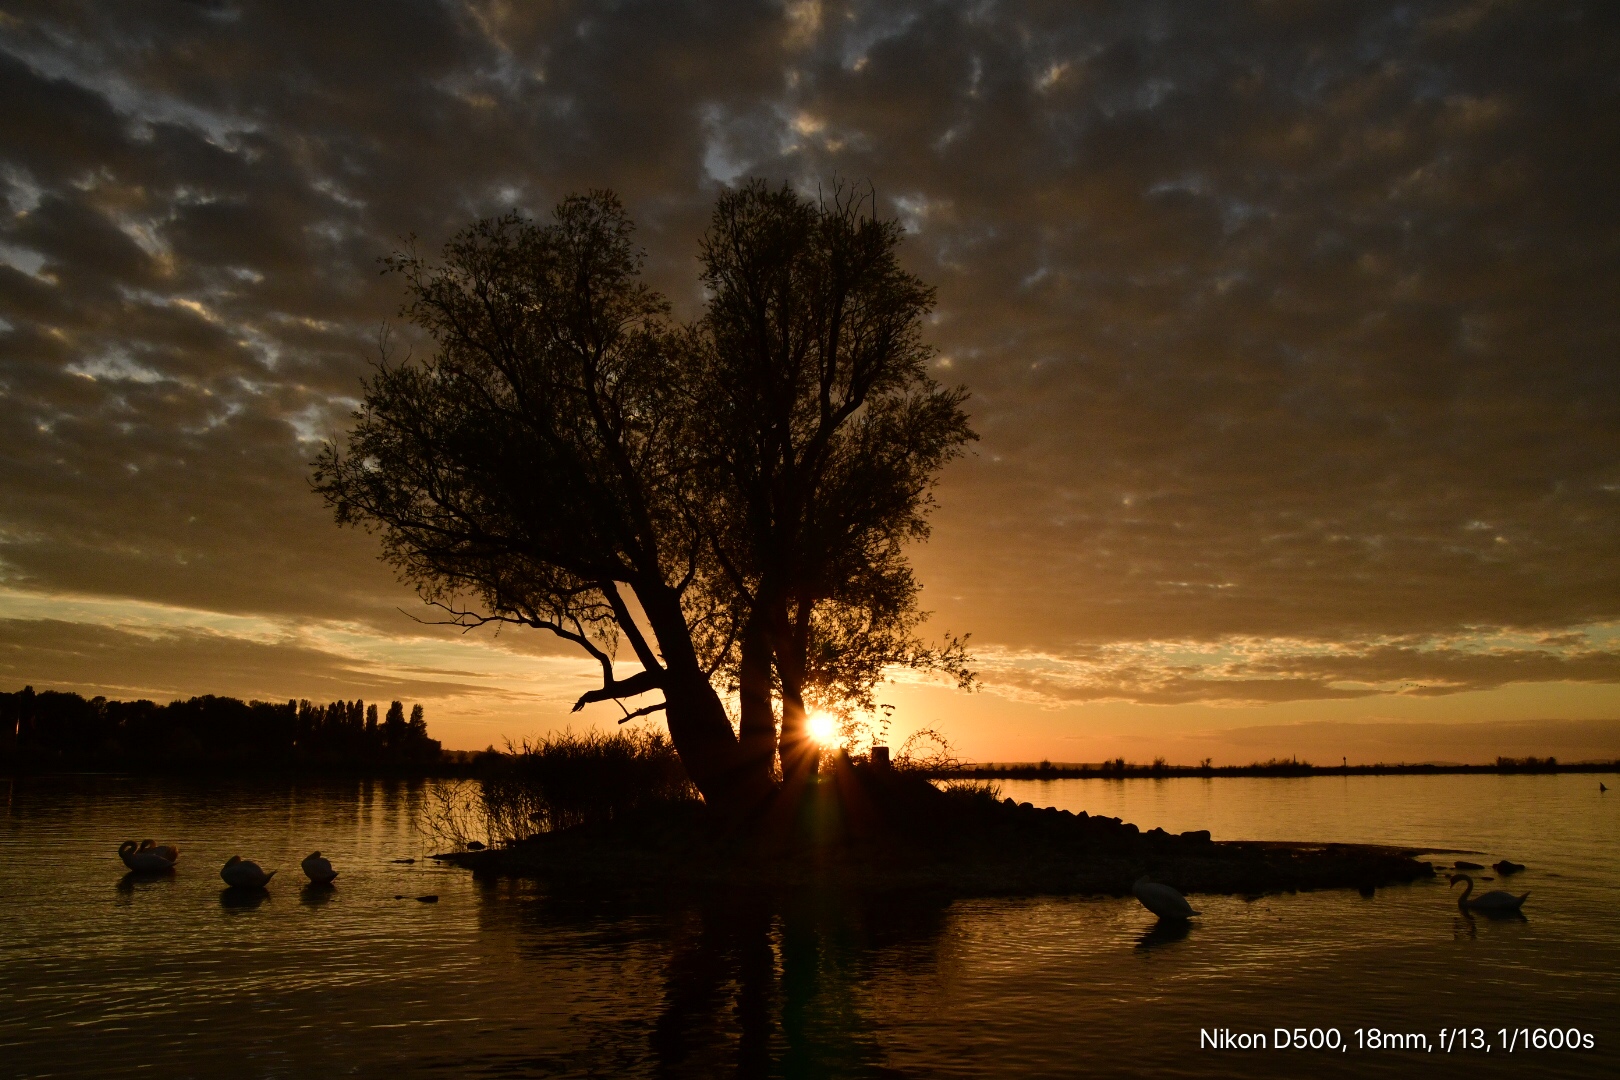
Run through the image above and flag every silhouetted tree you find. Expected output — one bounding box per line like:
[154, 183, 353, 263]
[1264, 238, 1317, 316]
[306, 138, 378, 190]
[383, 700, 407, 750]
[696, 181, 976, 782]
[315, 186, 974, 812]
[314, 193, 772, 811]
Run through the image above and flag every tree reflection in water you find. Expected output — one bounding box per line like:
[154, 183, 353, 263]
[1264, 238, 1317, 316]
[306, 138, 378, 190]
[481, 879, 951, 1079]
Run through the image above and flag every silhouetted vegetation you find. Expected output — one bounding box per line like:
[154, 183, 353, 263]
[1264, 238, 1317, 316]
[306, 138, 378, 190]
[313, 183, 975, 815]
[889, 726, 964, 773]
[422, 728, 697, 848]
[1494, 755, 1559, 772]
[697, 183, 977, 788]
[440, 757, 1440, 900]
[424, 731, 1440, 902]
[0, 685, 441, 770]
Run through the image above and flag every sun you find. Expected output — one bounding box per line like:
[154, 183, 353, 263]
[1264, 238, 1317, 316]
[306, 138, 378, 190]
[806, 712, 839, 744]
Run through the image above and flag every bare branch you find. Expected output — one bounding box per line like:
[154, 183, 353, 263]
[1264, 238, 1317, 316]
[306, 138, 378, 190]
[617, 701, 668, 724]
[602, 580, 663, 672]
[404, 602, 527, 635]
[571, 666, 664, 712]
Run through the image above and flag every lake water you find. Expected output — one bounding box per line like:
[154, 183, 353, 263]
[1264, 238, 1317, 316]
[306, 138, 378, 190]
[1, 772, 1616, 1078]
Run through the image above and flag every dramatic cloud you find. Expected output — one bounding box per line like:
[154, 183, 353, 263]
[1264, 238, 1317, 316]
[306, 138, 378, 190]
[1, 1, 1617, 748]
[966, 624, 1620, 707]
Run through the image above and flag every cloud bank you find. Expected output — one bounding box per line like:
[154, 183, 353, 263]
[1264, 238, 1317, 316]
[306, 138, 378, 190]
[1, 2, 1617, 744]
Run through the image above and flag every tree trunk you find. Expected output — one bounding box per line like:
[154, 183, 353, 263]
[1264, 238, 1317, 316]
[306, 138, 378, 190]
[775, 655, 818, 784]
[737, 611, 779, 784]
[639, 583, 776, 817]
[661, 670, 773, 816]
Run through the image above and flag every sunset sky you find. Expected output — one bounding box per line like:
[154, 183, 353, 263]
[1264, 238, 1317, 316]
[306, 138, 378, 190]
[3, 1, 1619, 763]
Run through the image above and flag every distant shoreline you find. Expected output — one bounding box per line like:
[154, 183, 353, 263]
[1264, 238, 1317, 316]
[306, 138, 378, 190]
[932, 759, 1620, 780]
[6, 757, 1617, 782]
[0, 758, 486, 780]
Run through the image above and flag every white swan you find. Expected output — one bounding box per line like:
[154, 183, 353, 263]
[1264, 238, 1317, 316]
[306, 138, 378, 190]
[119, 839, 178, 872]
[1133, 876, 1201, 919]
[220, 855, 276, 889]
[300, 851, 338, 884]
[1449, 873, 1528, 915]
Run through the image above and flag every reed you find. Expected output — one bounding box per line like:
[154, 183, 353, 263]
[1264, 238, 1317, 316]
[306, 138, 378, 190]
[420, 728, 698, 848]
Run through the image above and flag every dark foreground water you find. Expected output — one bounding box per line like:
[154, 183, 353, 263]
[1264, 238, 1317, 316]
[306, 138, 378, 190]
[1, 773, 1616, 1079]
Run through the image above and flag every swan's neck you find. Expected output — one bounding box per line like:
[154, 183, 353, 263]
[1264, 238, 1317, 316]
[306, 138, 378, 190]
[1456, 877, 1473, 905]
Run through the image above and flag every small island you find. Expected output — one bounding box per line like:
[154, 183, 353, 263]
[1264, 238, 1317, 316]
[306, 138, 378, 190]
[417, 729, 1440, 903]
[437, 762, 1442, 901]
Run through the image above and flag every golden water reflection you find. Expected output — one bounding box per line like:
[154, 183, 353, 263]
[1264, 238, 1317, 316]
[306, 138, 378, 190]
[1, 774, 1615, 1078]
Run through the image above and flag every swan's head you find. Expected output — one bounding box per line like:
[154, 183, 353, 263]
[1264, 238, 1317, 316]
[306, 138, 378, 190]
[119, 840, 137, 855]
[1448, 873, 1473, 889]
[225, 855, 242, 867]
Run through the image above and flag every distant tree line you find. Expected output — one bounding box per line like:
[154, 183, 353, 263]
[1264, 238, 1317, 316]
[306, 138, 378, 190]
[0, 686, 441, 769]
[1493, 755, 1559, 772]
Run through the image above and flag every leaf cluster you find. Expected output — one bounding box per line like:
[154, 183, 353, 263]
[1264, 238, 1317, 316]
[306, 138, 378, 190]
[314, 195, 738, 693]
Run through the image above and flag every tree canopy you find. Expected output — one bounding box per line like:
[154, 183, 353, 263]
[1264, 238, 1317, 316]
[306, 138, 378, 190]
[315, 184, 974, 812]
[696, 181, 976, 781]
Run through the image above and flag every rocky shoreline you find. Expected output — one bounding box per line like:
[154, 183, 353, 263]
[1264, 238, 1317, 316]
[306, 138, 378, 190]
[433, 768, 1442, 900]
